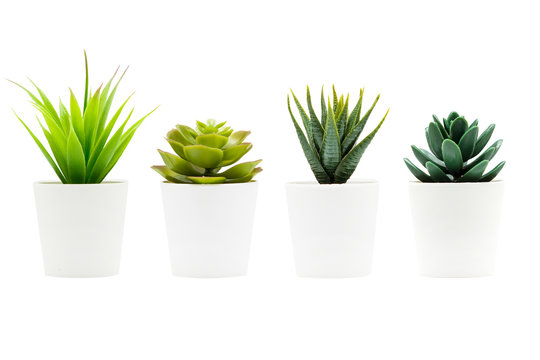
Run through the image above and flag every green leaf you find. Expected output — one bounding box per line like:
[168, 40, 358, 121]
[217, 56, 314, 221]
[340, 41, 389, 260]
[333, 109, 388, 183]
[345, 89, 363, 134]
[441, 139, 463, 175]
[225, 167, 262, 183]
[457, 160, 489, 182]
[447, 111, 460, 122]
[320, 101, 341, 177]
[82, 87, 102, 155]
[306, 87, 323, 151]
[287, 95, 331, 184]
[332, 85, 338, 113]
[291, 90, 313, 145]
[426, 161, 451, 182]
[411, 145, 446, 169]
[175, 125, 198, 145]
[14, 111, 67, 183]
[187, 176, 227, 184]
[66, 127, 86, 183]
[184, 145, 224, 168]
[404, 158, 433, 182]
[151, 165, 193, 183]
[472, 124, 495, 157]
[463, 139, 502, 172]
[219, 143, 252, 167]
[196, 134, 229, 148]
[341, 94, 380, 156]
[69, 89, 85, 145]
[458, 126, 478, 161]
[158, 150, 205, 176]
[218, 160, 262, 179]
[320, 87, 328, 128]
[427, 122, 444, 159]
[450, 116, 468, 142]
[432, 115, 449, 137]
[83, 51, 89, 111]
[166, 138, 186, 158]
[479, 161, 505, 182]
[336, 94, 349, 141]
[224, 131, 250, 148]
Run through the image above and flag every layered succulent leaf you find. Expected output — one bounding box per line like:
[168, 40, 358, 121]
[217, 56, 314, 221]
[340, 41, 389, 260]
[12, 52, 157, 184]
[404, 112, 505, 182]
[152, 119, 262, 184]
[288, 86, 389, 184]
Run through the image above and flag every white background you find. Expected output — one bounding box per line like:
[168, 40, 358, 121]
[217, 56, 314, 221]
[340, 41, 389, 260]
[0, 0, 538, 359]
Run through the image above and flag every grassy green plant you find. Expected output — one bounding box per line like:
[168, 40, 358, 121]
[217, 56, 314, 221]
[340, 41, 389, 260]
[11, 52, 157, 184]
[152, 119, 262, 184]
[287, 86, 389, 184]
[404, 111, 505, 182]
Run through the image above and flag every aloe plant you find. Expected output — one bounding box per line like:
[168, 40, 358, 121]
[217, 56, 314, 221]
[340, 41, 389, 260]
[404, 111, 505, 182]
[287, 86, 389, 184]
[11, 52, 157, 184]
[152, 119, 262, 184]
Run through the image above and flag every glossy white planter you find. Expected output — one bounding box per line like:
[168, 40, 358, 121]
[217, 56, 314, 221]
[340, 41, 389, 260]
[161, 182, 258, 277]
[34, 181, 128, 277]
[409, 181, 504, 277]
[286, 181, 379, 278]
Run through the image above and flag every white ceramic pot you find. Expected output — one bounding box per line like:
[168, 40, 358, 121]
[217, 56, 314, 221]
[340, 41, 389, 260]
[286, 180, 380, 278]
[409, 181, 504, 277]
[34, 181, 128, 277]
[161, 182, 258, 277]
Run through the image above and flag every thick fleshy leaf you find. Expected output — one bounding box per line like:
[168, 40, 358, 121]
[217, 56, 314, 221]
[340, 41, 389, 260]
[196, 134, 228, 148]
[426, 161, 451, 182]
[166, 138, 186, 158]
[288, 96, 331, 184]
[218, 160, 262, 179]
[432, 115, 449, 137]
[225, 167, 262, 183]
[187, 176, 227, 184]
[479, 161, 505, 182]
[291, 90, 313, 145]
[472, 124, 495, 157]
[336, 94, 349, 140]
[450, 116, 468, 142]
[447, 112, 460, 122]
[306, 87, 323, 151]
[158, 150, 205, 176]
[320, 101, 341, 177]
[225, 131, 250, 148]
[333, 109, 388, 183]
[463, 139, 502, 172]
[427, 122, 444, 159]
[345, 89, 363, 134]
[152, 165, 193, 183]
[441, 139, 463, 175]
[183, 145, 223, 168]
[82, 87, 102, 155]
[69, 89, 85, 145]
[411, 145, 445, 169]
[458, 126, 478, 161]
[219, 143, 252, 167]
[320, 87, 328, 128]
[457, 160, 489, 182]
[175, 125, 198, 145]
[66, 127, 86, 183]
[404, 158, 432, 182]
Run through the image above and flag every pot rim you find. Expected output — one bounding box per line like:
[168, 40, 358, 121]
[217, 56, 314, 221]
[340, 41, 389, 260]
[35, 180, 127, 186]
[160, 180, 258, 187]
[286, 179, 378, 187]
[408, 180, 504, 187]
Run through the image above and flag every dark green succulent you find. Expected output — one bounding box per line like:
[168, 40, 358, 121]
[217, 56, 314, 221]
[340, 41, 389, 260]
[404, 111, 505, 182]
[287, 86, 389, 184]
[152, 119, 262, 184]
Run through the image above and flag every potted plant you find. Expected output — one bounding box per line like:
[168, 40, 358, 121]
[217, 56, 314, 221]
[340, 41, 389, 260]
[152, 119, 262, 277]
[404, 111, 505, 277]
[12, 52, 157, 277]
[286, 86, 389, 278]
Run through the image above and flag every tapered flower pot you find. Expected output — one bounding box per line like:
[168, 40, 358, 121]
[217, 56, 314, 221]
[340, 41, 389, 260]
[34, 181, 128, 277]
[286, 180, 380, 278]
[161, 182, 258, 277]
[409, 181, 504, 277]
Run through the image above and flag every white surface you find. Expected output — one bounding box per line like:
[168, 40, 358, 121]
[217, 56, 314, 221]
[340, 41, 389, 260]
[409, 181, 504, 277]
[161, 182, 258, 277]
[34, 181, 128, 277]
[0, 0, 539, 359]
[287, 181, 379, 277]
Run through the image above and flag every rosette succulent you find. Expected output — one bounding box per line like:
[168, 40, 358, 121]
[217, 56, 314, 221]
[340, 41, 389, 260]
[288, 86, 389, 184]
[404, 111, 505, 182]
[152, 119, 262, 184]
